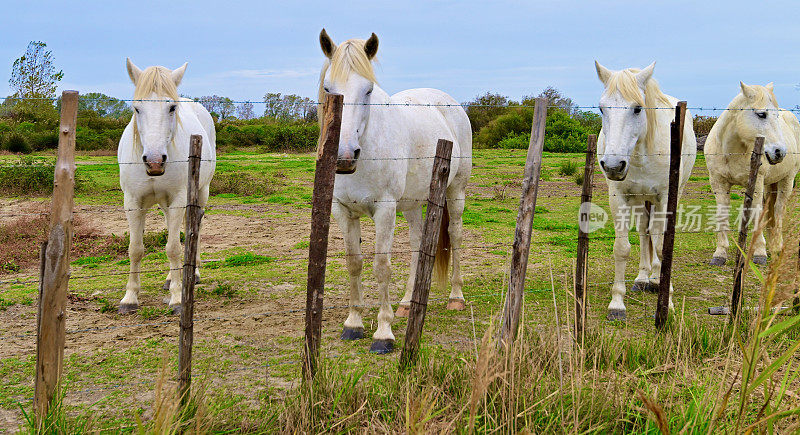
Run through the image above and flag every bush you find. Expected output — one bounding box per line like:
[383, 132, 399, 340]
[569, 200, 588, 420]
[558, 160, 578, 176]
[0, 156, 52, 195]
[694, 115, 717, 136]
[3, 132, 32, 153]
[216, 120, 319, 152]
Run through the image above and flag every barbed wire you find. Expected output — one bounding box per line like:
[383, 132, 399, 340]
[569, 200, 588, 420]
[2, 96, 799, 113]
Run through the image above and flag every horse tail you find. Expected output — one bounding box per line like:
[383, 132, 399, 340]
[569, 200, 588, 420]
[435, 200, 451, 292]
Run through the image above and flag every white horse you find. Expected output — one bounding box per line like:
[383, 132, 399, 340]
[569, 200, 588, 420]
[705, 82, 800, 266]
[117, 59, 216, 315]
[594, 62, 697, 321]
[318, 30, 472, 354]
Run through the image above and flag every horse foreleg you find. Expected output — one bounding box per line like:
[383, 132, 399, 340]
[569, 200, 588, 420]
[446, 194, 466, 310]
[750, 177, 768, 264]
[120, 206, 147, 314]
[649, 203, 673, 311]
[632, 204, 653, 292]
[710, 176, 731, 265]
[164, 204, 186, 314]
[333, 204, 365, 341]
[608, 194, 630, 321]
[370, 206, 397, 354]
[397, 207, 423, 317]
[766, 181, 788, 255]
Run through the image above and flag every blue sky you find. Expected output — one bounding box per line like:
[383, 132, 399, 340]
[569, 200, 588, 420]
[2, 0, 799, 112]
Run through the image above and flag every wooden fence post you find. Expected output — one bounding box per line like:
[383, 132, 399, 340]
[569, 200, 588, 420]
[35, 90, 77, 419]
[303, 93, 344, 380]
[178, 134, 203, 404]
[500, 97, 548, 345]
[655, 101, 686, 330]
[575, 134, 597, 339]
[399, 139, 454, 370]
[730, 136, 764, 319]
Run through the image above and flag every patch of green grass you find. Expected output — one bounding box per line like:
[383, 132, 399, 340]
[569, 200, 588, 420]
[72, 255, 113, 266]
[138, 306, 171, 320]
[205, 252, 273, 269]
[293, 241, 309, 250]
[558, 159, 579, 176]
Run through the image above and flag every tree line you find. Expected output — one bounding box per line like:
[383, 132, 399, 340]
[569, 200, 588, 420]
[1, 40, 717, 155]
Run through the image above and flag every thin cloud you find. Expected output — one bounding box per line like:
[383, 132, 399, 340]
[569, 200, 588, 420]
[221, 69, 317, 80]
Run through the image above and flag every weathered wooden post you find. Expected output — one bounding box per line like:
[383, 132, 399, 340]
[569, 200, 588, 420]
[575, 134, 597, 338]
[730, 136, 764, 319]
[35, 90, 77, 420]
[178, 134, 203, 404]
[500, 97, 548, 345]
[399, 139, 454, 370]
[303, 93, 344, 379]
[655, 101, 686, 330]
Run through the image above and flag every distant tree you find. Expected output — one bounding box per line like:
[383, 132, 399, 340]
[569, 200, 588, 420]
[263, 93, 314, 120]
[77, 92, 131, 118]
[523, 87, 575, 115]
[237, 101, 255, 120]
[464, 92, 511, 133]
[9, 41, 63, 114]
[198, 95, 235, 119]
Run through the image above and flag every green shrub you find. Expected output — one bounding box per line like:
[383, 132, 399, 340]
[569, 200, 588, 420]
[3, 132, 32, 154]
[558, 160, 578, 176]
[0, 156, 52, 195]
[476, 108, 589, 152]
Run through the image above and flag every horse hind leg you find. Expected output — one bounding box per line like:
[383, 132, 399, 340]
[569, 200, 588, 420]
[397, 207, 423, 318]
[444, 193, 466, 311]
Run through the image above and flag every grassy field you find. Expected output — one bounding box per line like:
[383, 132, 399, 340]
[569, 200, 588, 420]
[0, 149, 799, 433]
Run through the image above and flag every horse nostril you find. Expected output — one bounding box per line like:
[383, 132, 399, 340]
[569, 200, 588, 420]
[618, 161, 626, 171]
[142, 155, 148, 163]
[353, 149, 361, 160]
[161, 154, 167, 163]
[599, 160, 606, 171]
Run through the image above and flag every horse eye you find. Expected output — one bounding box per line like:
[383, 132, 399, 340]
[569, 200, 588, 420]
[169, 105, 176, 113]
[324, 87, 330, 93]
[134, 107, 140, 114]
[366, 89, 372, 95]
[756, 111, 767, 119]
[599, 107, 604, 114]
[633, 106, 642, 114]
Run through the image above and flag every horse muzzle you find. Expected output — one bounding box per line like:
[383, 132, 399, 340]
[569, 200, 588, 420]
[143, 155, 167, 176]
[599, 158, 628, 181]
[336, 148, 360, 174]
[765, 147, 786, 165]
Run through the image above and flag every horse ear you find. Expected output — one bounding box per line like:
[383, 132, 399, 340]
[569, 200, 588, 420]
[634, 62, 656, 89]
[740, 81, 756, 99]
[171, 63, 188, 87]
[126, 58, 142, 84]
[320, 29, 335, 58]
[765, 82, 774, 92]
[364, 33, 379, 60]
[595, 61, 612, 86]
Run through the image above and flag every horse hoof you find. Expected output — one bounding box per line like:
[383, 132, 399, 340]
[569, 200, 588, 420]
[753, 255, 768, 265]
[395, 304, 410, 318]
[171, 305, 182, 316]
[446, 298, 466, 311]
[369, 339, 394, 354]
[607, 309, 626, 321]
[163, 279, 171, 291]
[341, 327, 365, 341]
[631, 281, 647, 292]
[644, 282, 660, 293]
[118, 303, 138, 315]
[709, 257, 726, 266]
